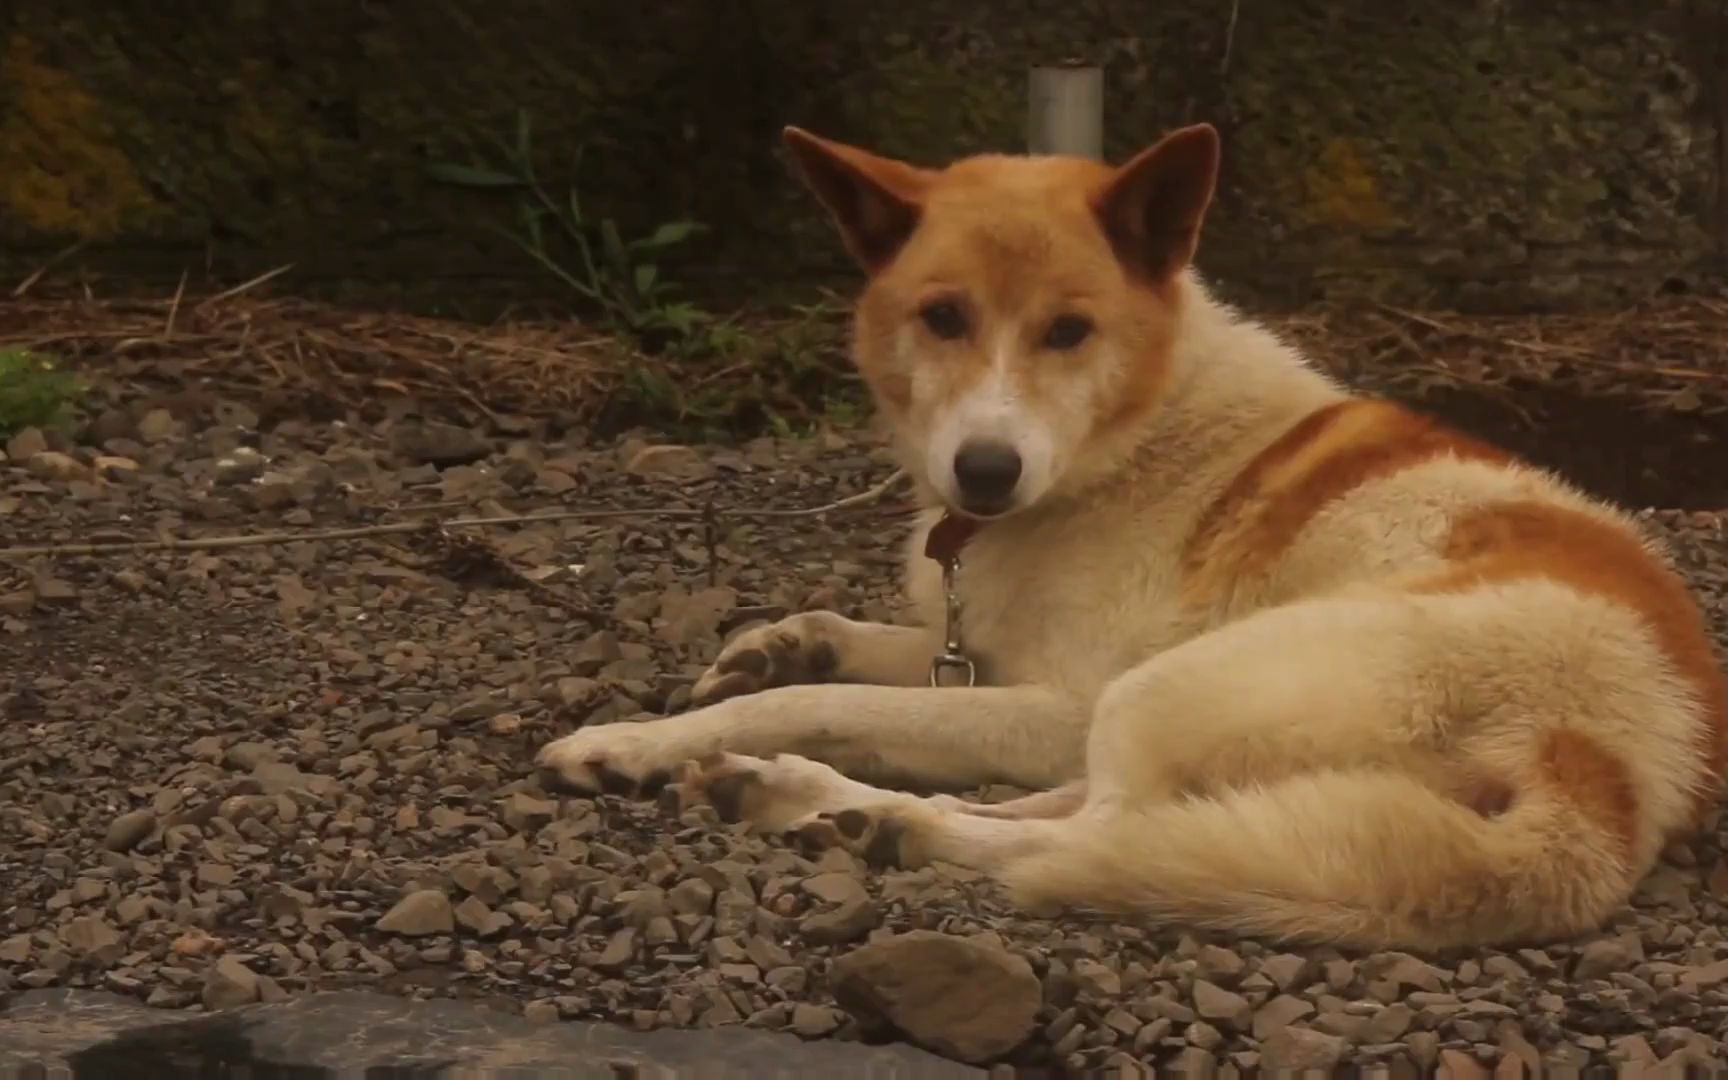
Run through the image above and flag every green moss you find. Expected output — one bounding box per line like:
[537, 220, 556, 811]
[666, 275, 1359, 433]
[1225, 4, 1711, 262]
[0, 33, 160, 237]
[0, 0, 1713, 312]
[0, 348, 84, 437]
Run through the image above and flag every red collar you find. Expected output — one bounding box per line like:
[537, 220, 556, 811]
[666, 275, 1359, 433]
[923, 511, 982, 566]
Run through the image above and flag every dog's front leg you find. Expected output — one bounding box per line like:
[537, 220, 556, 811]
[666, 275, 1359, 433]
[689, 610, 941, 705]
[535, 682, 1087, 797]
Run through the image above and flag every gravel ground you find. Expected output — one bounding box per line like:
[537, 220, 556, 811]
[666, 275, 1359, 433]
[3, 378, 1728, 1076]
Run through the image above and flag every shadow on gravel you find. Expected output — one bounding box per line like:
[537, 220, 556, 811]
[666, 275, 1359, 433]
[1407, 380, 1727, 511]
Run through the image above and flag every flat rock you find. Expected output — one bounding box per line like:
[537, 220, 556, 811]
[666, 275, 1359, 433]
[829, 930, 1040, 1064]
[1, 989, 979, 1077]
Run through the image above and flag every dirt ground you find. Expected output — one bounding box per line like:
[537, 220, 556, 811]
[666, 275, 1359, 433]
[2, 291, 1728, 1075]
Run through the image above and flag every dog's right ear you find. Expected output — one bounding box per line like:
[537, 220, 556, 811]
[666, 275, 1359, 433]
[782, 127, 932, 273]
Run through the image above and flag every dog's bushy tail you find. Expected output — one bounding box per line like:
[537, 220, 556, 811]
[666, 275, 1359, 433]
[998, 767, 1638, 951]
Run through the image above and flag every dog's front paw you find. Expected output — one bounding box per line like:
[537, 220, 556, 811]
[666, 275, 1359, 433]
[535, 720, 702, 799]
[690, 612, 841, 706]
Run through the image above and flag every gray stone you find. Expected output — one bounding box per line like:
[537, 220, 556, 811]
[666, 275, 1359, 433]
[201, 956, 261, 1010]
[375, 890, 454, 936]
[60, 917, 121, 955]
[1260, 1026, 1347, 1070]
[1574, 938, 1632, 980]
[829, 931, 1040, 1064]
[136, 409, 182, 444]
[625, 444, 710, 479]
[800, 894, 880, 945]
[1192, 979, 1252, 1031]
[1252, 994, 1314, 1040]
[392, 422, 490, 465]
[6, 427, 47, 460]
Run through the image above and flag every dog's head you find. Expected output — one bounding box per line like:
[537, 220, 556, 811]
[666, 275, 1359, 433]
[783, 124, 1220, 519]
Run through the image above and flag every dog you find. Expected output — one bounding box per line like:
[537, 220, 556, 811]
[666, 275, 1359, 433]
[536, 122, 1728, 952]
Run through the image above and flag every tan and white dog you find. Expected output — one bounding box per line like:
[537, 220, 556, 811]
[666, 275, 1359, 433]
[537, 123, 1728, 951]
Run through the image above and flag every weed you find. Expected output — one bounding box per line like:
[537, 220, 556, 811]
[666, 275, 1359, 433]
[429, 111, 716, 355]
[0, 348, 83, 439]
[428, 114, 868, 435]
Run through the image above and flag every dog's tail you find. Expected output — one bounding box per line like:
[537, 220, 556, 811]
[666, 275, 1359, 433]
[997, 763, 1645, 951]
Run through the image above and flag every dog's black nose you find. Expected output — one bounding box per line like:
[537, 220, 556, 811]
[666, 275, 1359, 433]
[952, 440, 1022, 512]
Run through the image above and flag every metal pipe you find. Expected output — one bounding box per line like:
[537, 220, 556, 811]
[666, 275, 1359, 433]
[1028, 62, 1104, 158]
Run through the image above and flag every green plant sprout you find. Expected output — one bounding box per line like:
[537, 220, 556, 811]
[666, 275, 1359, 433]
[0, 348, 84, 439]
[428, 111, 712, 354]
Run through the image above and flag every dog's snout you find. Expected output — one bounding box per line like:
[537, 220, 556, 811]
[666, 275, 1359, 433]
[952, 440, 1023, 512]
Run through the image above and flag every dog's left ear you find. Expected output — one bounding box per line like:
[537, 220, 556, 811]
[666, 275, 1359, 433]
[1092, 124, 1221, 281]
[782, 127, 934, 274]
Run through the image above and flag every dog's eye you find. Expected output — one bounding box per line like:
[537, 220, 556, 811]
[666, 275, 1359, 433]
[918, 301, 967, 340]
[1043, 314, 1093, 350]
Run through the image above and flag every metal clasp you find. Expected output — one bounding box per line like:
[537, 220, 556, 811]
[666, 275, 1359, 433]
[928, 554, 976, 687]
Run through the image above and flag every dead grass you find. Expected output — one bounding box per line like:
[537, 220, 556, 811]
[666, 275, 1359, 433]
[1274, 298, 1728, 419]
[3, 283, 1726, 434]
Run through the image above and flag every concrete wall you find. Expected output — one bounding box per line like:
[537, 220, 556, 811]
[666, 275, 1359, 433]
[2, 1, 1723, 313]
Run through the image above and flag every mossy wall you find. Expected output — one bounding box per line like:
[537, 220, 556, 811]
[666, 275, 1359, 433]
[1, 1, 1723, 313]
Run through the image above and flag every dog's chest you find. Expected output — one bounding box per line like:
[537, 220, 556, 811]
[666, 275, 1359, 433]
[907, 516, 1192, 694]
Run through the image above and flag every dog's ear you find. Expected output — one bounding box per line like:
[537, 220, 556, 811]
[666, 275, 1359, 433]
[1092, 123, 1221, 281]
[782, 127, 933, 273]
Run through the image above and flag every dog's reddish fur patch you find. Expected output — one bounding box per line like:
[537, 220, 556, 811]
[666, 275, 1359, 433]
[1184, 397, 1726, 837]
[1540, 728, 1641, 859]
[1183, 399, 1507, 603]
[1419, 499, 1728, 830]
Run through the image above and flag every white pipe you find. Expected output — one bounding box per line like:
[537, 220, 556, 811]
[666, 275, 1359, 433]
[1028, 63, 1104, 159]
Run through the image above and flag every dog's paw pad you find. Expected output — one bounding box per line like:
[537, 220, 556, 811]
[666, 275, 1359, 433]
[538, 756, 662, 801]
[789, 807, 914, 868]
[688, 671, 758, 707]
[661, 752, 772, 824]
[715, 647, 771, 679]
[690, 617, 841, 706]
[788, 816, 844, 856]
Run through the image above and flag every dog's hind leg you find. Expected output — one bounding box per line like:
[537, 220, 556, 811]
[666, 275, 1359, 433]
[766, 595, 1478, 878]
[1076, 594, 1473, 816]
[929, 782, 1087, 819]
[663, 751, 1074, 872]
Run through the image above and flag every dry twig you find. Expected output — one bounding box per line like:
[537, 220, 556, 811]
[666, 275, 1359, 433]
[0, 470, 909, 560]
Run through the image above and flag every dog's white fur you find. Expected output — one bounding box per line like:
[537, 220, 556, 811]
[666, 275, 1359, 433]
[536, 126, 1726, 951]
